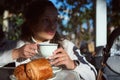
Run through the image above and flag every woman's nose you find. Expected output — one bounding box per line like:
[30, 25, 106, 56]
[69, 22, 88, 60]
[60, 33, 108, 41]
[49, 21, 57, 29]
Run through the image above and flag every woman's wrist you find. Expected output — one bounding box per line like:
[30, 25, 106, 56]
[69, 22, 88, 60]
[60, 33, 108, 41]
[73, 60, 80, 69]
[12, 49, 19, 60]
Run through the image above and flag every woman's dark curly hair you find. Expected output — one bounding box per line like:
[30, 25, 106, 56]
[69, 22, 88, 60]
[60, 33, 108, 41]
[20, 0, 63, 47]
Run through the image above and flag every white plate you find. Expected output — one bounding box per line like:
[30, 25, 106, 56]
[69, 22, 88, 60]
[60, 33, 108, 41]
[9, 67, 62, 80]
[52, 66, 62, 73]
[10, 74, 57, 80]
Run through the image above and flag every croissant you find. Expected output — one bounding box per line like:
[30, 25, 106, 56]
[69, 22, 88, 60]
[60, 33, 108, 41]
[13, 64, 29, 80]
[14, 58, 53, 80]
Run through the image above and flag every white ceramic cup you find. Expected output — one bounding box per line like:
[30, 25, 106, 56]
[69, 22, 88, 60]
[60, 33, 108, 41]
[39, 43, 58, 58]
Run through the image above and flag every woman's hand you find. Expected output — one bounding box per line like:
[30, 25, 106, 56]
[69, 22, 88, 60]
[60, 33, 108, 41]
[12, 43, 38, 60]
[49, 47, 76, 70]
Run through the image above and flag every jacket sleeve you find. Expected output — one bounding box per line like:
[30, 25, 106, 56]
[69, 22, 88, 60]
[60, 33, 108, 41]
[62, 39, 97, 80]
[0, 50, 14, 67]
[73, 48, 97, 80]
[0, 40, 17, 67]
[0, 40, 30, 67]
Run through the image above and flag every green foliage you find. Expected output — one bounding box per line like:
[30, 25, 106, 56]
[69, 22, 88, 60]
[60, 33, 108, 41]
[57, 0, 95, 43]
[8, 14, 24, 40]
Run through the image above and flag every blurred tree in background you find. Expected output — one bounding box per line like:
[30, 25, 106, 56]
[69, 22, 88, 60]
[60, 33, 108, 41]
[107, 0, 120, 35]
[56, 0, 96, 46]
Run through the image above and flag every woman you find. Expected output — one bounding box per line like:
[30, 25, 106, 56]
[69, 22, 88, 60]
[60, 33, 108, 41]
[0, 0, 97, 80]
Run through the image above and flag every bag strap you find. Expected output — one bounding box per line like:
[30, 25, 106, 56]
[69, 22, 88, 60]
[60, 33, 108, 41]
[97, 27, 120, 80]
[103, 27, 120, 64]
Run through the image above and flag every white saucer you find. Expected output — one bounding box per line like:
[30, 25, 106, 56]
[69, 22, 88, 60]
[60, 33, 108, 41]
[52, 66, 62, 73]
[9, 67, 62, 80]
[10, 74, 56, 80]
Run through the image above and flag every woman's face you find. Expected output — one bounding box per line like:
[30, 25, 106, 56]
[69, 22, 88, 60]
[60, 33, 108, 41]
[32, 7, 58, 42]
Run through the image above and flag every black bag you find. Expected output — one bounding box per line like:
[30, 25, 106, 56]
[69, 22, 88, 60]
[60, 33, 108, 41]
[97, 27, 120, 80]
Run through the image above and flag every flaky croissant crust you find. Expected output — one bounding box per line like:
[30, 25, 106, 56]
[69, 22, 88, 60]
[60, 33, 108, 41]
[14, 58, 53, 80]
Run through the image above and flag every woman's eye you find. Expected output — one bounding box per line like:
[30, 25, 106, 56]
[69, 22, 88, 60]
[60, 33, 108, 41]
[42, 18, 50, 24]
[54, 19, 58, 24]
[41, 18, 58, 25]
